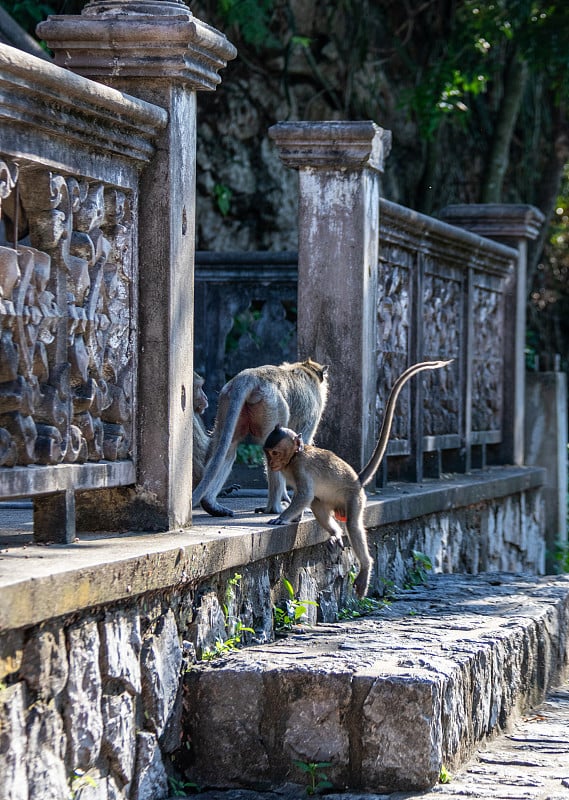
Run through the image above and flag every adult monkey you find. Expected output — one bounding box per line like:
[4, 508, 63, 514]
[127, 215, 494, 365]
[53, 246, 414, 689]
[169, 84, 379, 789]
[192, 371, 210, 490]
[192, 358, 329, 517]
[263, 359, 453, 597]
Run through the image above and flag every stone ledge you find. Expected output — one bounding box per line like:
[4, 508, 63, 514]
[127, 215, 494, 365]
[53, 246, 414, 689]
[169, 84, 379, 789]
[182, 572, 569, 794]
[0, 465, 544, 632]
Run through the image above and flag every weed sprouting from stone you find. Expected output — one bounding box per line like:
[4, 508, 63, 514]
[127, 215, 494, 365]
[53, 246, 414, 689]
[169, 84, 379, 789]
[273, 577, 318, 633]
[294, 760, 333, 795]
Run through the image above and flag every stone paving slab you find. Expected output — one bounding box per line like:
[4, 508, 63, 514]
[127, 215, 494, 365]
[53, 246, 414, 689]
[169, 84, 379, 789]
[178, 683, 569, 799]
[182, 573, 569, 795]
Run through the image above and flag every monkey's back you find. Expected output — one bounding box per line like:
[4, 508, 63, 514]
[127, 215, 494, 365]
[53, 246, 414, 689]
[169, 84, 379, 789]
[287, 445, 363, 507]
[218, 360, 328, 443]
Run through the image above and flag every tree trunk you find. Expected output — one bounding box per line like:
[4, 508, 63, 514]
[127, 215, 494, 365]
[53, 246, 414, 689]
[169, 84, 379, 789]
[481, 56, 528, 203]
[527, 108, 569, 289]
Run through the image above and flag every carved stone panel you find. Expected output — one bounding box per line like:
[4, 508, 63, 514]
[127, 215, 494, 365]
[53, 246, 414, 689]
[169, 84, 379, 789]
[471, 282, 504, 435]
[422, 261, 461, 438]
[376, 248, 412, 446]
[0, 160, 134, 468]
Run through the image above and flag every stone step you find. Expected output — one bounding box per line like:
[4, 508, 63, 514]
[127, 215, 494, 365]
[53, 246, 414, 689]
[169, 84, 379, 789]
[181, 572, 569, 795]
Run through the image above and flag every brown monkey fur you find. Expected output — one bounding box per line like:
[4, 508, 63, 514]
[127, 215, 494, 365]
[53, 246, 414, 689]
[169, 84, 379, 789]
[263, 360, 452, 597]
[192, 359, 329, 517]
[192, 371, 210, 490]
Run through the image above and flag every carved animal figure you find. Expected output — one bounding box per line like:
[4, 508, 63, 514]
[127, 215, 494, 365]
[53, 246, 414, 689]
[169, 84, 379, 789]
[192, 371, 210, 490]
[263, 360, 452, 597]
[192, 358, 329, 517]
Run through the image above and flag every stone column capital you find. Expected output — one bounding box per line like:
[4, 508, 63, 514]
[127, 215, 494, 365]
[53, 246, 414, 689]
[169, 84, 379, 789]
[440, 203, 545, 243]
[269, 121, 392, 172]
[37, 0, 236, 91]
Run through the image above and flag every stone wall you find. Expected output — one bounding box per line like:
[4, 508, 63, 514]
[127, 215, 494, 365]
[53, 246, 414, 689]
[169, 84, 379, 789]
[0, 467, 544, 800]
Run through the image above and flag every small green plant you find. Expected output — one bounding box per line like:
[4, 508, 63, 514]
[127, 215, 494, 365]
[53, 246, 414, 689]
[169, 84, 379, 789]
[225, 306, 263, 354]
[338, 594, 388, 620]
[201, 619, 255, 661]
[273, 577, 318, 632]
[294, 760, 333, 795]
[439, 764, 452, 784]
[201, 573, 255, 661]
[235, 443, 265, 466]
[212, 182, 232, 216]
[339, 566, 395, 619]
[70, 769, 97, 798]
[403, 550, 433, 588]
[168, 775, 200, 796]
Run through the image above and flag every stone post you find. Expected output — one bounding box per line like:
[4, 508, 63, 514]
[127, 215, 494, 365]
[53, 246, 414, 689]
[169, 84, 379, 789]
[269, 121, 391, 470]
[525, 370, 568, 570]
[38, 0, 236, 529]
[439, 204, 544, 467]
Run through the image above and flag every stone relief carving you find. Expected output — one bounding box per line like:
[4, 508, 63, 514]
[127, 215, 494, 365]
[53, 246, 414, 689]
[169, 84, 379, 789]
[422, 268, 460, 437]
[0, 160, 134, 467]
[375, 254, 411, 442]
[471, 284, 503, 433]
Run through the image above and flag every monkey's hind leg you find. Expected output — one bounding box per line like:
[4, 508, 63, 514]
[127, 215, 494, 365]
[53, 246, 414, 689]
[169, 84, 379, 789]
[255, 468, 290, 515]
[345, 496, 372, 598]
[311, 499, 344, 551]
[200, 442, 239, 517]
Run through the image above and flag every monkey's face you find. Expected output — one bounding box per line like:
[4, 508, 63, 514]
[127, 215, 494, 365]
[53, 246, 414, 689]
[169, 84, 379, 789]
[193, 372, 208, 415]
[264, 438, 296, 472]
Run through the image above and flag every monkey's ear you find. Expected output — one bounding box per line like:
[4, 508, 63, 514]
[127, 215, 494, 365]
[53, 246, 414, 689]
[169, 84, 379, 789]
[295, 433, 304, 452]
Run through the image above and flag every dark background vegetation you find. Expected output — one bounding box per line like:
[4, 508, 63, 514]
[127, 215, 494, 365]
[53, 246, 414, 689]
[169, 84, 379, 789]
[3, 0, 569, 367]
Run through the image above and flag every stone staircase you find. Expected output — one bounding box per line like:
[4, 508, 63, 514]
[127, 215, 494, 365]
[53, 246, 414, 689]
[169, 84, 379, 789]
[180, 572, 569, 795]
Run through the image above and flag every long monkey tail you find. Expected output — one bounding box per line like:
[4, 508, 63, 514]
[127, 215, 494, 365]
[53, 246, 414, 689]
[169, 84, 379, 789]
[358, 359, 453, 488]
[191, 381, 250, 506]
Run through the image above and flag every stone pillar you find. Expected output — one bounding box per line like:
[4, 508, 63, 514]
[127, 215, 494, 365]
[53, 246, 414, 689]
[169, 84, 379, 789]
[439, 204, 544, 467]
[38, 0, 236, 529]
[525, 371, 568, 571]
[269, 121, 391, 469]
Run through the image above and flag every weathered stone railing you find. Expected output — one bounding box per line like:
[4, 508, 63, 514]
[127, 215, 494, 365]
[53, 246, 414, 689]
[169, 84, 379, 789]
[0, 1, 236, 541]
[266, 122, 544, 483]
[194, 192, 542, 485]
[0, 42, 167, 541]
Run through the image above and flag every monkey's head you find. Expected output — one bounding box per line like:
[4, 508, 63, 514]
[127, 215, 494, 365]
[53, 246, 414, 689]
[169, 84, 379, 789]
[193, 371, 208, 415]
[301, 358, 329, 383]
[263, 425, 303, 471]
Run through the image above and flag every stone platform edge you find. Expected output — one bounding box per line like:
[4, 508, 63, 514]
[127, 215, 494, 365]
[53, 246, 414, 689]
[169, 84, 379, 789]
[0, 465, 545, 632]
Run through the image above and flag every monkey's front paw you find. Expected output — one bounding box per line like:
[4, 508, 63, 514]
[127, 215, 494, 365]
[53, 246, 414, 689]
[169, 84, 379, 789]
[267, 517, 287, 526]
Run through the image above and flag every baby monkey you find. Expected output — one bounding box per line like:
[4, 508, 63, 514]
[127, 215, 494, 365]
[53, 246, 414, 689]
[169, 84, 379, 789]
[263, 360, 453, 597]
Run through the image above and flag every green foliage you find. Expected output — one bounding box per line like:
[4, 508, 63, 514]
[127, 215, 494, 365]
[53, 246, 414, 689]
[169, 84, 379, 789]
[403, 550, 432, 589]
[235, 443, 265, 466]
[273, 577, 318, 632]
[293, 760, 333, 796]
[201, 573, 255, 661]
[3, 0, 56, 31]
[337, 594, 388, 620]
[212, 182, 232, 216]
[168, 776, 201, 796]
[528, 173, 569, 365]
[218, 0, 278, 49]
[339, 567, 392, 618]
[70, 769, 97, 798]
[225, 306, 262, 354]
[439, 764, 452, 784]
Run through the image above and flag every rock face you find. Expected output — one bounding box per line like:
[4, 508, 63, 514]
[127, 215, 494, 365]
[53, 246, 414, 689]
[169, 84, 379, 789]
[181, 573, 569, 793]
